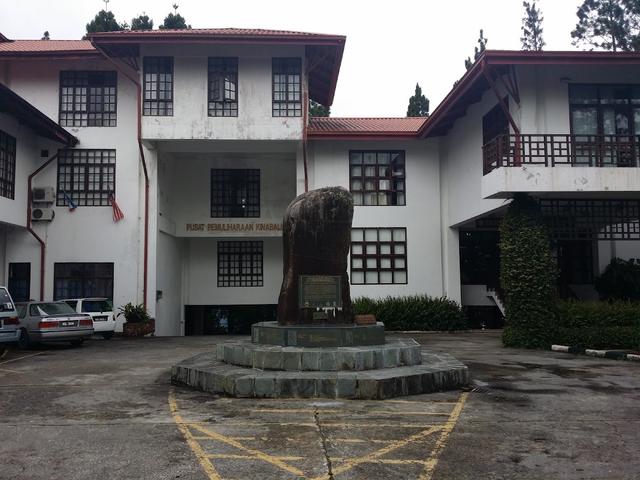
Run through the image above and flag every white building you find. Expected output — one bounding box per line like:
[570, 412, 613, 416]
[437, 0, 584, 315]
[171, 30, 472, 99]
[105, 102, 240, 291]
[0, 30, 638, 335]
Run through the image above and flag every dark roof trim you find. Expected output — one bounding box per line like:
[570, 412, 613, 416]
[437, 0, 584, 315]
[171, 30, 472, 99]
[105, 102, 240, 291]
[0, 32, 9, 42]
[0, 83, 77, 145]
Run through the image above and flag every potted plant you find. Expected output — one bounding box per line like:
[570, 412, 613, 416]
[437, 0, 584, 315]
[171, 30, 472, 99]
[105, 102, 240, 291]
[119, 303, 155, 337]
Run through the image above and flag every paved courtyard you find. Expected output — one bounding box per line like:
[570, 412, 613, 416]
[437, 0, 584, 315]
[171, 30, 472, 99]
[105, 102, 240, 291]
[0, 332, 638, 479]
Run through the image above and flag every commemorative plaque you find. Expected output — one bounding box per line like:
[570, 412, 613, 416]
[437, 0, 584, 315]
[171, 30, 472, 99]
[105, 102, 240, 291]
[298, 275, 342, 309]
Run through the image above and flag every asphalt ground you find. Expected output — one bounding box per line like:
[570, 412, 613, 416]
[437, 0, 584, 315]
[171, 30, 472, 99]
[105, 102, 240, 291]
[0, 331, 638, 479]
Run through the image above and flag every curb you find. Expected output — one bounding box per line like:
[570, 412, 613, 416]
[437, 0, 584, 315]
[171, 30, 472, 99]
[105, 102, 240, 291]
[551, 344, 640, 362]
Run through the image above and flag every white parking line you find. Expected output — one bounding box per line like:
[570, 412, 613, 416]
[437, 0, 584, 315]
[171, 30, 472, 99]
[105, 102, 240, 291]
[0, 351, 46, 365]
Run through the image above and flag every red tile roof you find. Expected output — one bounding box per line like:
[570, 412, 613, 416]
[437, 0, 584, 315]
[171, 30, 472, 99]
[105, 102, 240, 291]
[308, 117, 428, 138]
[0, 40, 97, 56]
[89, 27, 343, 40]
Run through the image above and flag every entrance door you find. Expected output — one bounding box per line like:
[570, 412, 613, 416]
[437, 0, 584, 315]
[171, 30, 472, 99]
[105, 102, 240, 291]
[556, 241, 594, 298]
[8, 263, 30, 302]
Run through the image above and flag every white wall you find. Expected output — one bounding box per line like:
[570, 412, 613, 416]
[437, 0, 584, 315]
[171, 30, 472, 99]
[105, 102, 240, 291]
[309, 139, 445, 299]
[156, 231, 184, 336]
[1, 58, 146, 318]
[182, 236, 282, 306]
[140, 44, 305, 141]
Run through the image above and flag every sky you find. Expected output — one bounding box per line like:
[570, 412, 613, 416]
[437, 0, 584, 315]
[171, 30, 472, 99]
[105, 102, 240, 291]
[1, 0, 585, 117]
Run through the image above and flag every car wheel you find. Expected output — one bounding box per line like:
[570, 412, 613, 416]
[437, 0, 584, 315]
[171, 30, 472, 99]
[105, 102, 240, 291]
[101, 331, 114, 340]
[70, 338, 84, 347]
[17, 329, 31, 350]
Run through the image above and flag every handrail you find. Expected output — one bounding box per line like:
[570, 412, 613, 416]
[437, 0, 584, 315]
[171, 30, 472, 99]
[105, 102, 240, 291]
[482, 133, 640, 175]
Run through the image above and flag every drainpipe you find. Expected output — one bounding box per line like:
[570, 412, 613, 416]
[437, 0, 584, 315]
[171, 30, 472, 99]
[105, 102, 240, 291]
[302, 63, 310, 193]
[27, 152, 59, 300]
[92, 43, 150, 309]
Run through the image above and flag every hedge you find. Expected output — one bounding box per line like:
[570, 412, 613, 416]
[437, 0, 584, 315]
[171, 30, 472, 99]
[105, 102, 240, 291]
[352, 295, 467, 331]
[555, 301, 640, 350]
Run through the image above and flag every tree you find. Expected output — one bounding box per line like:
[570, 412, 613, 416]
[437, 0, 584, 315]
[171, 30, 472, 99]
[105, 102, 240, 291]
[406, 83, 429, 117]
[571, 0, 639, 51]
[85, 10, 126, 36]
[465, 29, 488, 71]
[309, 100, 330, 117]
[499, 194, 558, 348]
[41, 31, 50, 40]
[521, 1, 545, 51]
[160, 4, 191, 29]
[131, 13, 154, 31]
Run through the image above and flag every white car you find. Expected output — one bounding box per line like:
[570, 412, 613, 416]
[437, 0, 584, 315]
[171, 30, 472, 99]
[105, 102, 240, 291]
[62, 298, 116, 339]
[0, 286, 20, 348]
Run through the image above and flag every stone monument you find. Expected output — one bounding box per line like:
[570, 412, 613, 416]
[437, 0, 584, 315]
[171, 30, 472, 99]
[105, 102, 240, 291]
[171, 187, 468, 399]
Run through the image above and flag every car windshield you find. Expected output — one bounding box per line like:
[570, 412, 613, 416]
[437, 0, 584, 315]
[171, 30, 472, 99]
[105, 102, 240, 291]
[31, 302, 76, 316]
[81, 300, 111, 313]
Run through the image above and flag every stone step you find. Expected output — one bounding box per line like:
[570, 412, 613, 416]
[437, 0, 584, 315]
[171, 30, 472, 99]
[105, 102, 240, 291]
[171, 350, 469, 400]
[217, 338, 423, 371]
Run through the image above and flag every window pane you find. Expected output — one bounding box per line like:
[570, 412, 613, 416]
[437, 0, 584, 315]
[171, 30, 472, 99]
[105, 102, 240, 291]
[349, 151, 406, 206]
[351, 271, 364, 284]
[350, 227, 407, 285]
[364, 230, 378, 241]
[378, 229, 392, 241]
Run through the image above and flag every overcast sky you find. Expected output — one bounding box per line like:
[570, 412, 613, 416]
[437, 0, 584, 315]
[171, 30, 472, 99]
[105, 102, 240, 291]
[1, 0, 584, 117]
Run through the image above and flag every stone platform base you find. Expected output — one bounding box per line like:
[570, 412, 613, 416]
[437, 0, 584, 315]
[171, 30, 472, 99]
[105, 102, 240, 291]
[171, 342, 468, 400]
[251, 321, 385, 347]
[217, 338, 422, 371]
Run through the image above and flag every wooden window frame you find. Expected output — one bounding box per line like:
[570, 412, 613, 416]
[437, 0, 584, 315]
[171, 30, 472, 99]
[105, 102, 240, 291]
[211, 169, 260, 218]
[349, 151, 406, 206]
[59, 71, 118, 127]
[350, 227, 408, 285]
[208, 57, 238, 117]
[217, 241, 264, 287]
[143, 57, 174, 116]
[0, 129, 16, 200]
[56, 149, 116, 207]
[272, 58, 302, 117]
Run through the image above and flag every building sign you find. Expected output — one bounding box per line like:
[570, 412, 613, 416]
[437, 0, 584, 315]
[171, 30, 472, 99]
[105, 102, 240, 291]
[298, 275, 342, 309]
[181, 222, 283, 236]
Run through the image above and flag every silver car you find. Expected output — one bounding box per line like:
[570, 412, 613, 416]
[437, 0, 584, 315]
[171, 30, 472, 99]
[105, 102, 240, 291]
[0, 286, 20, 347]
[16, 301, 94, 348]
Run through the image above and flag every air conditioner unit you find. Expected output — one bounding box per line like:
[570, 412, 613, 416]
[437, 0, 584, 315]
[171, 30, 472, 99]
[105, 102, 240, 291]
[32, 187, 55, 204]
[32, 207, 55, 222]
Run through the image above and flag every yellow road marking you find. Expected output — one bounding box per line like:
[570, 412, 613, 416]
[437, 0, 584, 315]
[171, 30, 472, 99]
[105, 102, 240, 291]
[333, 458, 428, 465]
[383, 399, 459, 405]
[420, 392, 469, 480]
[252, 408, 450, 416]
[0, 351, 45, 365]
[207, 454, 304, 461]
[308, 425, 442, 480]
[190, 423, 306, 477]
[168, 389, 222, 480]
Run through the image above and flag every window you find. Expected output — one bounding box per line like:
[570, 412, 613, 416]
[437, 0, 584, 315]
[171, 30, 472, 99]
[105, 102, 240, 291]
[350, 228, 407, 284]
[59, 71, 117, 127]
[0, 129, 16, 199]
[217, 241, 263, 287]
[208, 57, 238, 117]
[211, 169, 260, 218]
[349, 151, 405, 206]
[56, 149, 116, 207]
[8, 263, 30, 302]
[53, 263, 114, 300]
[143, 57, 173, 116]
[272, 58, 302, 117]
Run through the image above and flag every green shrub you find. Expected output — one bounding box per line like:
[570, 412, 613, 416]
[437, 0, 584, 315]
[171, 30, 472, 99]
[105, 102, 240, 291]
[117, 303, 151, 323]
[595, 258, 640, 301]
[499, 194, 558, 349]
[352, 295, 467, 331]
[555, 300, 640, 349]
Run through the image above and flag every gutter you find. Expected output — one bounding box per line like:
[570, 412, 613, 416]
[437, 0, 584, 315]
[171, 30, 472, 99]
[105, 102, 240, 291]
[91, 42, 150, 309]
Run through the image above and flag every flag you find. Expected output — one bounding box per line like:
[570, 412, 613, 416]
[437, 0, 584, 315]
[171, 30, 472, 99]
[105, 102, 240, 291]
[109, 194, 124, 222]
[62, 190, 77, 211]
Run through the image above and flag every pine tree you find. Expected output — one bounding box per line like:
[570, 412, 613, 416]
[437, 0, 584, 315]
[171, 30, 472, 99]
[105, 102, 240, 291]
[85, 10, 126, 36]
[465, 29, 488, 71]
[406, 83, 429, 117]
[160, 4, 191, 30]
[131, 13, 154, 31]
[41, 31, 50, 40]
[521, 1, 545, 51]
[309, 100, 330, 117]
[571, 0, 636, 51]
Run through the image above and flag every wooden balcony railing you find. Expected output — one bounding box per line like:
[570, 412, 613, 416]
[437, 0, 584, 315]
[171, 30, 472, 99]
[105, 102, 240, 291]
[482, 134, 640, 175]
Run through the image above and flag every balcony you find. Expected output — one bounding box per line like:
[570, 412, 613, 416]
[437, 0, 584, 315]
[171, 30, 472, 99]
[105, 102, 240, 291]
[481, 134, 640, 199]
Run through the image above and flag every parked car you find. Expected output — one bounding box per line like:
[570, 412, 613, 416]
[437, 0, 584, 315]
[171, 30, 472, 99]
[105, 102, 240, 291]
[0, 286, 20, 348]
[62, 298, 116, 340]
[15, 301, 94, 348]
